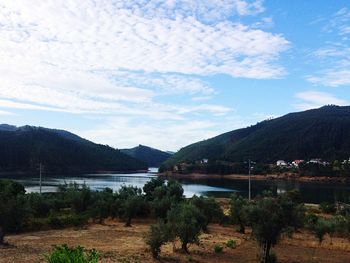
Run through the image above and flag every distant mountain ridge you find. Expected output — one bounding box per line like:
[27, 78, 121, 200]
[121, 145, 172, 167]
[0, 124, 147, 175]
[161, 105, 350, 171]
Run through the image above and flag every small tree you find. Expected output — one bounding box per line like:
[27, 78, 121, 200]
[313, 219, 330, 244]
[230, 193, 248, 233]
[143, 177, 165, 200]
[117, 186, 145, 227]
[167, 203, 205, 253]
[147, 179, 184, 220]
[190, 195, 223, 231]
[145, 222, 170, 259]
[0, 180, 27, 245]
[247, 193, 304, 263]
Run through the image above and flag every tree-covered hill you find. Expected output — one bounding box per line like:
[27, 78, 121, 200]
[121, 145, 172, 167]
[161, 105, 350, 171]
[0, 125, 147, 175]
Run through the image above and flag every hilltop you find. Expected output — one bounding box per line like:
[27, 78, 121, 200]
[161, 105, 350, 171]
[0, 125, 147, 175]
[121, 145, 172, 167]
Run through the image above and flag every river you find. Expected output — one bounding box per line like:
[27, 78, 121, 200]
[2, 168, 350, 203]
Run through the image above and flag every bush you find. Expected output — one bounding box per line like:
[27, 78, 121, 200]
[320, 202, 336, 214]
[305, 213, 319, 229]
[145, 222, 170, 259]
[214, 244, 223, 253]
[48, 214, 64, 229]
[229, 193, 248, 233]
[46, 244, 99, 263]
[190, 195, 223, 230]
[226, 239, 237, 249]
[167, 203, 206, 253]
[27, 193, 53, 217]
[314, 219, 331, 244]
[0, 181, 29, 243]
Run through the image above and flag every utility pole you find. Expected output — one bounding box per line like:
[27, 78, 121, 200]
[248, 159, 251, 201]
[39, 162, 42, 195]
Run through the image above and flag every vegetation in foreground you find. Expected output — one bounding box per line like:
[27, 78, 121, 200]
[1, 178, 350, 262]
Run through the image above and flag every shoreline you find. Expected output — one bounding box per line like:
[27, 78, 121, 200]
[158, 172, 349, 183]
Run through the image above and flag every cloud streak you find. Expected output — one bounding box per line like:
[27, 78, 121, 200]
[294, 91, 348, 111]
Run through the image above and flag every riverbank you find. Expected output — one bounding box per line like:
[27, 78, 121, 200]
[159, 172, 349, 183]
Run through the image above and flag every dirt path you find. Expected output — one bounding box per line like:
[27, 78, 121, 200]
[1, 219, 349, 263]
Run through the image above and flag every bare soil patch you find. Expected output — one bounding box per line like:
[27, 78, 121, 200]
[1, 219, 349, 263]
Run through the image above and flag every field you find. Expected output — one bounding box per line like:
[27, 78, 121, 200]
[1, 218, 350, 263]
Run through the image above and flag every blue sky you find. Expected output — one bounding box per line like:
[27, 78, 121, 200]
[0, 0, 349, 151]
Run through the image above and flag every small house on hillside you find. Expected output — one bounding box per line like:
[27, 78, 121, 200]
[276, 160, 287, 166]
[292, 160, 304, 167]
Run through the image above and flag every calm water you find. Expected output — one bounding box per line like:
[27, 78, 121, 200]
[2, 169, 350, 203]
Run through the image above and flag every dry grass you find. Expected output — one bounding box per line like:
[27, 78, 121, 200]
[1, 219, 349, 263]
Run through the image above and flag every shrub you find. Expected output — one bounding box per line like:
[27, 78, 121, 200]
[167, 203, 206, 253]
[48, 214, 64, 229]
[145, 222, 170, 259]
[314, 219, 330, 244]
[190, 195, 223, 230]
[46, 244, 99, 263]
[247, 192, 305, 263]
[229, 193, 248, 233]
[320, 202, 336, 214]
[0, 180, 28, 244]
[226, 239, 237, 249]
[187, 255, 193, 262]
[27, 193, 53, 217]
[305, 213, 319, 229]
[214, 244, 223, 253]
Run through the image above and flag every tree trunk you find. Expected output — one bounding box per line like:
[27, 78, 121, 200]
[0, 226, 4, 245]
[263, 242, 271, 263]
[181, 242, 188, 253]
[239, 224, 245, 234]
[125, 216, 131, 227]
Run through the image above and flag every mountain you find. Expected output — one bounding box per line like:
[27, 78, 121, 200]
[0, 125, 147, 174]
[161, 105, 350, 171]
[121, 145, 172, 167]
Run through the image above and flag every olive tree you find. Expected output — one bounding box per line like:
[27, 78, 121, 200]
[230, 193, 249, 233]
[0, 180, 27, 244]
[167, 203, 205, 253]
[247, 192, 305, 263]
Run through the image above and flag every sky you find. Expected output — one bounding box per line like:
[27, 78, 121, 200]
[0, 0, 350, 151]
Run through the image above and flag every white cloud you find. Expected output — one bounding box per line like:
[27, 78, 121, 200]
[78, 112, 253, 151]
[0, 0, 289, 150]
[307, 47, 350, 87]
[110, 71, 215, 96]
[323, 7, 350, 36]
[307, 70, 350, 87]
[0, 0, 288, 79]
[113, 0, 265, 22]
[0, 109, 16, 116]
[294, 91, 348, 110]
[307, 8, 350, 87]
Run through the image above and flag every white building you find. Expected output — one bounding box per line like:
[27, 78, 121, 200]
[276, 160, 287, 166]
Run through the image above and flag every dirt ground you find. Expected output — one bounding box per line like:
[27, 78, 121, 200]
[1, 219, 350, 263]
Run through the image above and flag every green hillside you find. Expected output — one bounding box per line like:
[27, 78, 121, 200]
[161, 105, 350, 171]
[121, 145, 172, 167]
[0, 125, 147, 175]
